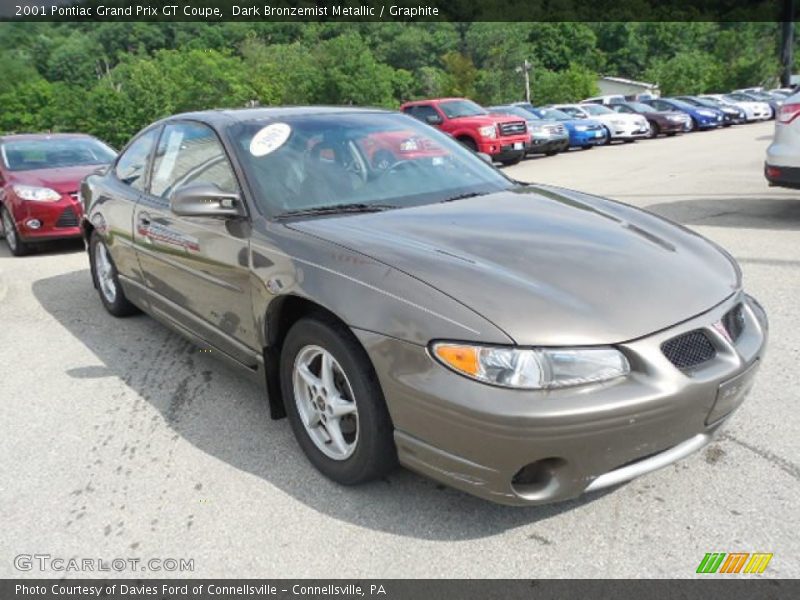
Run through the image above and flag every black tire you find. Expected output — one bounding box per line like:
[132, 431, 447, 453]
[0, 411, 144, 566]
[687, 118, 697, 132]
[500, 155, 523, 166]
[601, 126, 612, 145]
[458, 137, 478, 152]
[666, 132, 678, 137]
[649, 122, 660, 138]
[545, 151, 558, 156]
[1, 205, 31, 256]
[581, 144, 594, 150]
[280, 316, 397, 485]
[623, 138, 635, 144]
[89, 231, 139, 317]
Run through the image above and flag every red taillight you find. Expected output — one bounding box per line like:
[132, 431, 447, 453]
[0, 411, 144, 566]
[778, 103, 800, 124]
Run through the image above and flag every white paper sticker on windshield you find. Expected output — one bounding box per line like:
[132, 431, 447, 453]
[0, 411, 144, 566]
[249, 123, 291, 157]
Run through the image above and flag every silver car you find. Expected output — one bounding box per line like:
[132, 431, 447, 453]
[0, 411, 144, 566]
[82, 107, 768, 505]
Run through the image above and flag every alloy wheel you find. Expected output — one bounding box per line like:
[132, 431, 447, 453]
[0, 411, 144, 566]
[94, 242, 117, 304]
[2, 209, 17, 252]
[292, 345, 359, 460]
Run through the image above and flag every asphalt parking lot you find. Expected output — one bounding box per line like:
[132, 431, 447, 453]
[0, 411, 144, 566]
[1, 120, 798, 578]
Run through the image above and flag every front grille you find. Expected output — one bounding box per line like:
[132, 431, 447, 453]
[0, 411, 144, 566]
[722, 304, 745, 342]
[498, 121, 526, 136]
[661, 330, 716, 370]
[546, 124, 567, 135]
[55, 206, 79, 228]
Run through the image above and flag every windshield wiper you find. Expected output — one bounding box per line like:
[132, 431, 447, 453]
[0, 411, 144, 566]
[277, 203, 397, 219]
[439, 191, 488, 203]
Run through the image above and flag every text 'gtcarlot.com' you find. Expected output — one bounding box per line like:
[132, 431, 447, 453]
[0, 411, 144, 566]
[13, 553, 194, 572]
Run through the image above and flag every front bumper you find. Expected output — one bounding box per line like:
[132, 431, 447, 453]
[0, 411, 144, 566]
[570, 129, 606, 147]
[357, 292, 767, 505]
[695, 114, 724, 129]
[477, 136, 528, 161]
[10, 197, 83, 242]
[656, 118, 688, 133]
[608, 123, 650, 139]
[528, 135, 570, 154]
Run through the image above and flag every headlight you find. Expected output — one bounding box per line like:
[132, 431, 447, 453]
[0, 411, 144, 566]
[431, 342, 630, 390]
[478, 125, 497, 139]
[12, 185, 61, 202]
[574, 125, 588, 131]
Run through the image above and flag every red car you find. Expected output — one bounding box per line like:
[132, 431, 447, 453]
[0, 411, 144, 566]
[400, 98, 529, 166]
[0, 133, 116, 256]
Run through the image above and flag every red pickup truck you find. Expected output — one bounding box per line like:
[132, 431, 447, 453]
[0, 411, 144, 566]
[399, 97, 529, 165]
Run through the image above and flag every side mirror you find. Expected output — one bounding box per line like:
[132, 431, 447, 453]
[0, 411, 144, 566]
[477, 152, 493, 165]
[425, 114, 443, 125]
[170, 183, 245, 219]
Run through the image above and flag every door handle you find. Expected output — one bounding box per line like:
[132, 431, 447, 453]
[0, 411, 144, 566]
[138, 212, 151, 226]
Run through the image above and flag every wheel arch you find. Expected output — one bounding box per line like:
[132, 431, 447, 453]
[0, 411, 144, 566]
[262, 294, 359, 420]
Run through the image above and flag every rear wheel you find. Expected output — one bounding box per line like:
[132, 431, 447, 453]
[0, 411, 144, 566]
[545, 150, 558, 156]
[89, 232, 139, 317]
[281, 316, 397, 485]
[581, 145, 594, 150]
[1, 205, 30, 256]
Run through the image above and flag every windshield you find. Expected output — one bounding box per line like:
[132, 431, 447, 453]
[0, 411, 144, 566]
[727, 93, 756, 102]
[227, 112, 514, 218]
[1, 138, 116, 171]
[580, 104, 614, 116]
[488, 106, 540, 120]
[535, 108, 571, 121]
[438, 99, 487, 118]
[626, 102, 656, 113]
[667, 99, 694, 110]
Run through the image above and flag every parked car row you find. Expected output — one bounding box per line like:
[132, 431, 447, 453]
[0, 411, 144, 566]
[0, 86, 789, 257]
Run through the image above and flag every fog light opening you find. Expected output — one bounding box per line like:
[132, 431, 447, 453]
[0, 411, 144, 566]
[25, 219, 42, 230]
[511, 457, 567, 500]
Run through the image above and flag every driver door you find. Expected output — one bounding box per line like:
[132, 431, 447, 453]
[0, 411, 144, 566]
[133, 121, 259, 367]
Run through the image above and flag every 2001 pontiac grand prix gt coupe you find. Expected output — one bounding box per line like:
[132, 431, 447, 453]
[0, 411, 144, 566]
[81, 107, 768, 505]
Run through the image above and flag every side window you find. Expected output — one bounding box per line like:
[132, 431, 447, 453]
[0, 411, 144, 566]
[653, 101, 670, 111]
[149, 122, 238, 201]
[114, 128, 158, 191]
[414, 105, 441, 122]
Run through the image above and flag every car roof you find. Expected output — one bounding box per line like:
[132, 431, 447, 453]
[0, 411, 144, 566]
[0, 132, 96, 143]
[160, 106, 394, 128]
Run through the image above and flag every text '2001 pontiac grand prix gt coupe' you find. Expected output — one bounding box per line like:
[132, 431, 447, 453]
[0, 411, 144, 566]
[81, 107, 767, 505]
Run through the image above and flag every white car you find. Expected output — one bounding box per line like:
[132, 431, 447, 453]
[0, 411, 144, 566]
[701, 94, 771, 122]
[765, 90, 800, 189]
[582, 94, 626, 105]
[552, 103, 650, 142]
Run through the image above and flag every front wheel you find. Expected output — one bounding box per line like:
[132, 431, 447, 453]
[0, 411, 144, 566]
[281, 316, 397, 485]
[90, 232, 139, 317]
[649, 123, 660, 138]
[601, 127, 612, 145]
[1, 205, 30, 256]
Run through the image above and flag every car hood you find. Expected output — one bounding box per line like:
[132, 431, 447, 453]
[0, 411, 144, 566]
[286, 186, 740, 345]
[8, 165, 107, 193]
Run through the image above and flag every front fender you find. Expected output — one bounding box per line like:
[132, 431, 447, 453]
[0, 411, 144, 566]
[249, 221, 512, 348]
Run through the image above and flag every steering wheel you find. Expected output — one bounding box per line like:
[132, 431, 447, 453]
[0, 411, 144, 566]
[374, 159, 416, 179]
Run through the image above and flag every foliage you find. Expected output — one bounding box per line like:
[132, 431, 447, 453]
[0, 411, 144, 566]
[0, 21, 787, 145]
